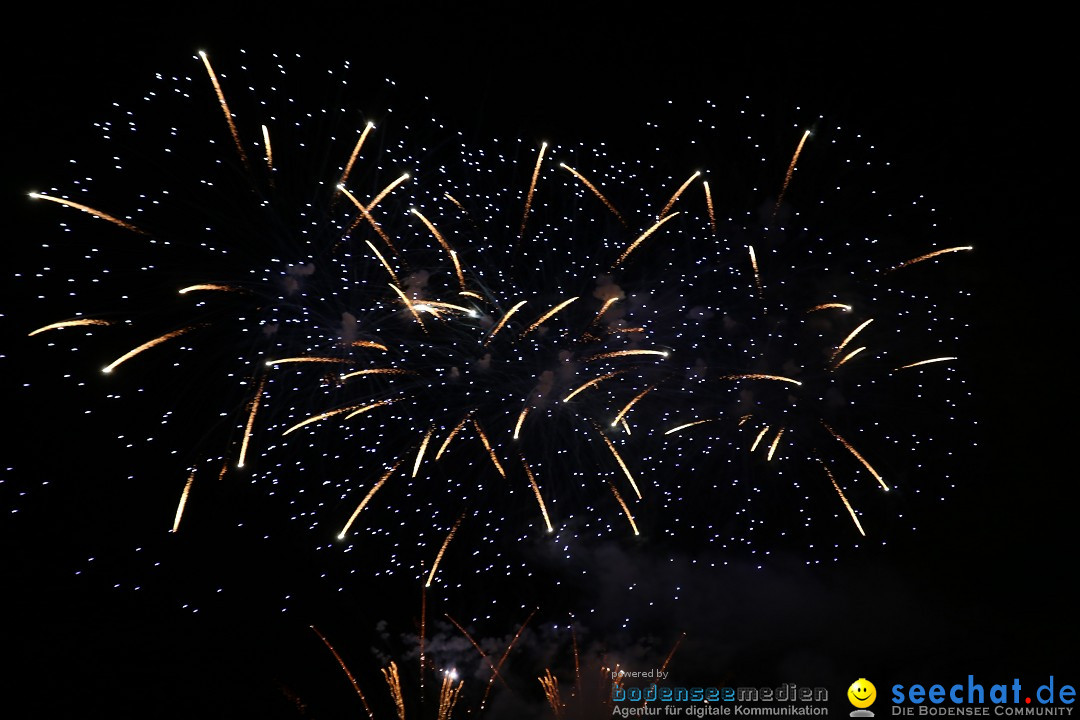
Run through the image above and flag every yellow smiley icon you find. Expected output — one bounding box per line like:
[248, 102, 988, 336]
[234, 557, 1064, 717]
[848, 679, 877, 708]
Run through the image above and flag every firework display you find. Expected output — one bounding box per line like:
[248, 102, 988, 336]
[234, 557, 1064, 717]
[19, 51, 973, 619]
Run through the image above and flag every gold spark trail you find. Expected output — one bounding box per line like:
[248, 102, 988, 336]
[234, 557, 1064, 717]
[198, 51, 249, 169]
[595, 424, 641, 498]
[340, 368, 416, 382]
[443, 192, 465, 213]
[833, 346, 866, 370]
[414, 425, 435, 478]
[411, 209, 464, 288]
[338, 458, 404, 539]
[520, 142, 548, 239]
[831, 319, 873, 361]
[749, 245, 764, 301]
[720, 373, 802, 386]
[584, 349, 668, 363]
[513, 406, 530, 440]
[750, 425, 770, 452]
[563, 370, 627, 402]
[807, 303, 852, 313]
[171, 472, 195, 533]
[178, 284, 241, 294]
[426, 513, 465, 587]
[417, 300, 472, 314]
[590, 297, 620, 328]
[767, 427, 785, 461]
[283, 403, 374, 436]
[366, 173, 411, 213]
[472, 419, 506, 477]
[484, 300, 527, 346]
[522, 297, 579, 338]
[389, 283, 427, 331]
[29, 193, 146, 235]
[449, 250, 465, 292]
[237, 374, 267, 468]
[607, 480, 640, 535]
[344, 399, 395, 420]
[658, 170, 701, 219]
[29, 318, 111, 336]
[611, 212, 680, 269]
[703, 180, 716, 233]
[266, 356, 352, 367]
[338, 121, 375, 190]
[521, 457, 554, 532]
[102, 326, 194, 374]
[888, 246, 973, 272]
[896, 357, 957, 371]
[822, 421, 889, 490]
[664, 418, 714, 435]
[560, 162, 627, 226]
[349, 340, 390, 352]
[310, 625, 375, 719]
[366, 240, 400, 285]
[818, 459, 866, 536]
[436, 414, 471, 459]
[774, 129, 811, 215]
[261, 124, 273, 174]
[612, 385, 655, 428]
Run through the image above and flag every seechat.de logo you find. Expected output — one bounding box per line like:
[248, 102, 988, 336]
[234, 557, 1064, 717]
[891, 675, 1076, 715]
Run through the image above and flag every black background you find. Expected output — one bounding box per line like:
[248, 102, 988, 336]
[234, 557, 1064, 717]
[4, 5, 1073, 718]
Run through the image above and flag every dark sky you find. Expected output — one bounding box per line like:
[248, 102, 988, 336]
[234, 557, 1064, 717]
[4, 6, 1073, 718]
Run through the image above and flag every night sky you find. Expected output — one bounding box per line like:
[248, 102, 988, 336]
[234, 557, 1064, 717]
[4, 6, 1073, 718]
